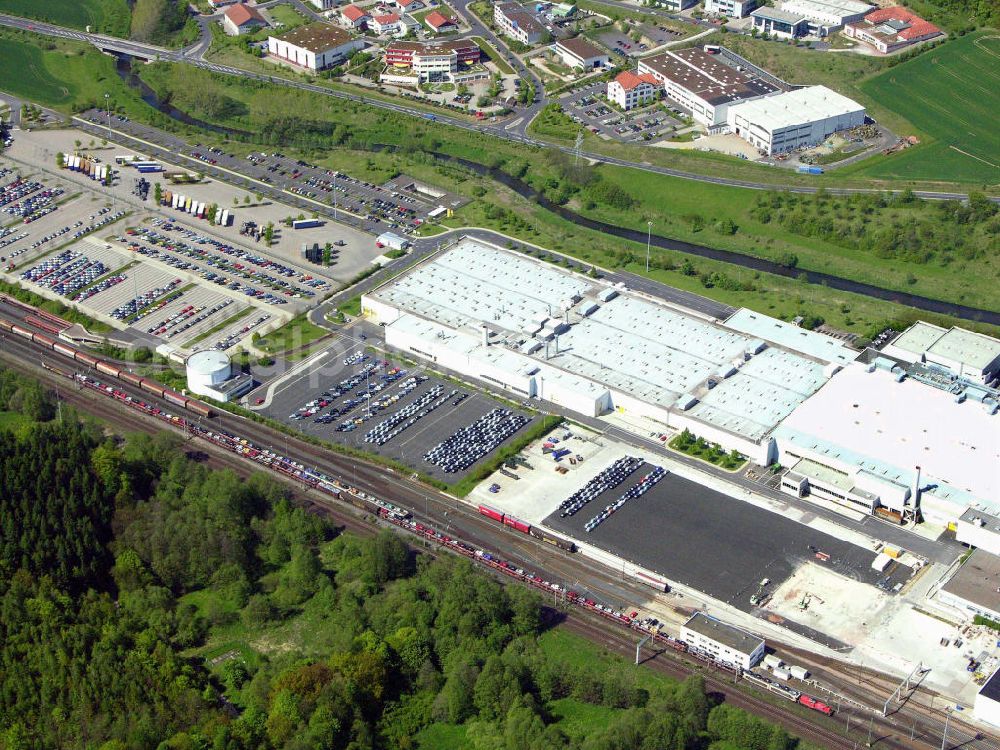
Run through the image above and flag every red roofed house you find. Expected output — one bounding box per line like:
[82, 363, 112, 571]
[607, 70, 661, 110]
[222, 3, 268, 36]
[395, 0, 426, 11]
[370, 12, 404, 36]
[844, 6, 942, 53]
[340, 4, 370, 29]
[424, 10, 459, 33]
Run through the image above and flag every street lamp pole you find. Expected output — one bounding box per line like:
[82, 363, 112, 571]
[940, 711, 951, 750]
[645, 220, 652, 273]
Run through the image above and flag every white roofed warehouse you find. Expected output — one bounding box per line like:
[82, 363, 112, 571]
[361, 238, 856, 465]
[726, 85, 866, 154]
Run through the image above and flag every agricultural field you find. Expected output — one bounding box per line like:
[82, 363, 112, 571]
[856, 31, 1000, 185]
[0, 0, 130, 36]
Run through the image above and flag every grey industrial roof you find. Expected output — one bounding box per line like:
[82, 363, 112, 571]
[683, 612, 764, 654]
[751, 6, 809, 23]
[641, 48, 778, 106]
[557, 36, 606, 60]
[941, 549, 1000, 617]
[981, 666, 1000, 703]
[724, 309, 856, 366]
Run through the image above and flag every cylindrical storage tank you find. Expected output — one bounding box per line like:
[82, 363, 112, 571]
[186, 350, 232, 397]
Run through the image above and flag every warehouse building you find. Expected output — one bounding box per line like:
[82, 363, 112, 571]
[777, 0, 872, 35]
[494, 3, 545, 45]
[773, 358, 1000, 526]
[957, 509, 1000, 557]
[381, 40, 482, 84]
[607, 71, 661, 110]
[844, 6, 942, 53]
[638, 47, 779, 127]
[881, 322, 1000, 386]
[681, 613, 765, 669]
[554, 37, 609, 69]
[267, 23, 364, 71]
[976, 668, 1000, 728]
[705, 0, 760, 18]
[750, 6, 810, 38]
[937, 549, 1000, 624]
[725, 85, 866, 154]
[362, 238, 852, 464]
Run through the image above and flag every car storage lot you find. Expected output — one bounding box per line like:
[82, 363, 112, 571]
[259, 349, 535, 483]
[560, 81, 683, 143]
[543, 467, 910, 612]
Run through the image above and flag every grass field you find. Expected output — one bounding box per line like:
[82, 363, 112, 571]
[254, 314, 328, 356]
[855, 31, 1000, 185]
[0, 0, 130, 36]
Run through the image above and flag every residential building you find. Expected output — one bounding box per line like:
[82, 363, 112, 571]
[725, 85, 866, 154]
[704, 0, 760, 18]
[844, 6, 942, 53]
[680, 613, 765, 670]
[340, 4, 370, 29]
[555, 37, 609, 69]
[395, 0, 425, 11]
[777, 0, 872, 35]
[370, 12, 404, 36]
[208, 0, 238, 8]
[307, 0, 338, 10]
[424, 10, 459, 33]
[382, 39, 482, 83]
[267, 23, 365, 71]
[750, 6, 810, 38]
[607, 70, 660, 110]
[222, 3, 267, 36]
[637, 47, 779, 127]
[494, 3, 545, 45]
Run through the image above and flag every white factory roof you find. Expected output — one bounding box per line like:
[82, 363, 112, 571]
[187, 350, 230, 374]
[888, 322, 1000, 373]
[724, 308, 857, 366]
[727, 86, 865, 132]
[779, 0, 871, 19]
[774, 363, 1000, 512]
[369, 238, 836, 443]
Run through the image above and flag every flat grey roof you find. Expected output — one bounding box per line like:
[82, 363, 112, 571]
[640, 48, 778, 107]
[981, 666, 1000, 703]
[683, 612, 764, 654]
[941, 549, 1000, 616]
[752, 6, 809, 23]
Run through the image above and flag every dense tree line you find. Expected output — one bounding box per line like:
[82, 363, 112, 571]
[0, 366, 803, 749]
[130, 0, 188, 44]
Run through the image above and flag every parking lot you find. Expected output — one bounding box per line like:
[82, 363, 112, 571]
[257, 344, 535, 482]
[560, 81, 683, 143]
[543, 467, 912, 614]
[596, 23, 679, 58]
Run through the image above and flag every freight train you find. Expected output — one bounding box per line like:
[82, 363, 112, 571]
[11, 316, 836, 720]
[0, 315, 212, 417]
[478, 504, 577, 552]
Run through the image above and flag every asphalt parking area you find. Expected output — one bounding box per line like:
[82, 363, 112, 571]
[259, 350, 535, 483]
[561, 82, 682, 142]
[543, 465, 911, 610]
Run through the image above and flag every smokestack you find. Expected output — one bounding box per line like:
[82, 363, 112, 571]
[555, 335, 559, 354]
[482, 325, 489, 347]
[911, 466, 921, 506]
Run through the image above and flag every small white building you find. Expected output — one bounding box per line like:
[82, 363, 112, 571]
[704, 0, 760, 18]
[607, 70, 661, 110]
[340, 4, 370, 29]
[370, 12, 404, 36]
[395, 0, 425, 11]
[222, 3, 267, 36]
[267, 23, 364, 71]
[957, 509, 1000, 557]
[681, 613, 765, 670]
[976, 668, 1000, 728]
[777, 0, 872, 35]
[750, 6, 810, 38]
[554, 37, 609, 70]
[726, 85, 866, 155]
[307, 0, 337, 10]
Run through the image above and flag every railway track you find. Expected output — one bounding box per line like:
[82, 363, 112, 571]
[0, 324, 987, 750]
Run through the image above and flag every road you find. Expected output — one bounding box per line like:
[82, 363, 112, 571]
[0, 12, 990, 203]
[0, 323, 993, 750]
[65, 111, 1000, 327]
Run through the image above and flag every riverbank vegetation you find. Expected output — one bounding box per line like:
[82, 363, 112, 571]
[0, 365, 814, 749]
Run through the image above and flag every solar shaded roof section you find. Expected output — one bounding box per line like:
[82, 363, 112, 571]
[724, 308, 857, 366]
[375, 241, 590, 333]
[688, 348, 826, 440]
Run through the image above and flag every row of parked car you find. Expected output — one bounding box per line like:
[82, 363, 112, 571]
[211, 313, 271, 352]
[112, 278, 184, 321]
[20, 249, 110, 299]
[4, 186, 64, 222]
[0, 178, 43, 208]
[289, 361, 387, 420]
[424, 409, 531, 474]
[583, 465, 665, 533]
[75, 273, 126, 302]
[559, 455, 643, 518]
[315, 371, 423, 426]
[361, 384, 450, 444]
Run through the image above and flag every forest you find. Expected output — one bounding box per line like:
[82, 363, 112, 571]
[0, 365, 804, 749]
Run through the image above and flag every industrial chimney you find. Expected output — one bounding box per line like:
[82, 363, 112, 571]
[911, 466, 921, 507]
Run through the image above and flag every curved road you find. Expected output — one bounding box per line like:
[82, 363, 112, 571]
[0, 12, 992, 203]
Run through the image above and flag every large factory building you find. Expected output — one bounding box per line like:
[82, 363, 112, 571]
[362, 238, 854, 465]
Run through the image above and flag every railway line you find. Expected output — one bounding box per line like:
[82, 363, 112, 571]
[0, 311, 989, 750]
